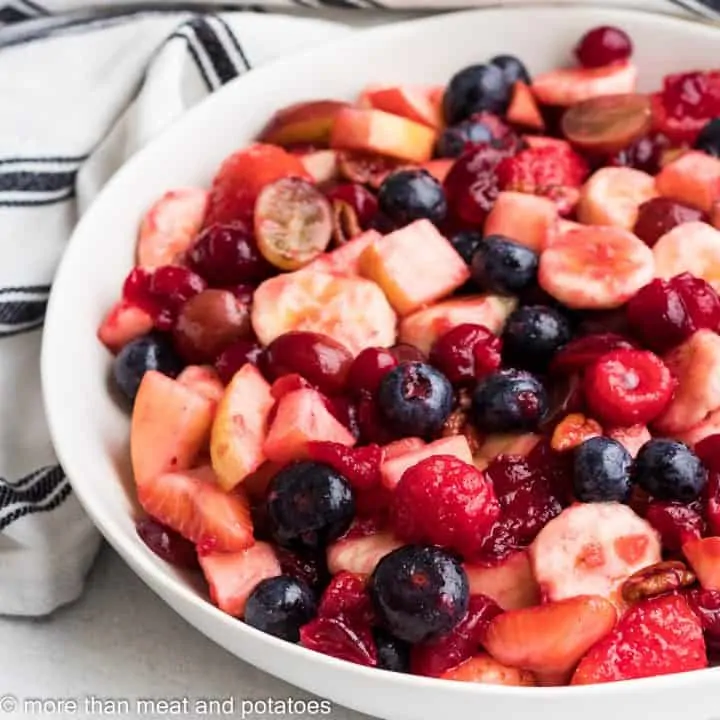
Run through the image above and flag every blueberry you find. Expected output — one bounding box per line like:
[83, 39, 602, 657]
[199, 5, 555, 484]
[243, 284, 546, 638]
[373, 628, 411, 673]
[501, 305, 573, 372]
[471, 368, 548, 433]
[377, 169, 447, 227]
[244, 576, 317, 642]
[449, 230, 484, 266]
[573, 437, 633, 503]
[694, 118, 720, 158]
[490, 54, 531, 85]
[267, 461, 355, 550]
[633, 439, 707, 502]
[470, 235, 539, 295]
[112, 332, 184, 403]
[436, 117, 494, 158]
[443, 64, 511, 125]
[377, 362, 453, 439]
[369, 545, 469, 644]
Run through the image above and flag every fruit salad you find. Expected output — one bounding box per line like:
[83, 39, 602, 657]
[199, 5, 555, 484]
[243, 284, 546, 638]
[101, 24, 720, 687]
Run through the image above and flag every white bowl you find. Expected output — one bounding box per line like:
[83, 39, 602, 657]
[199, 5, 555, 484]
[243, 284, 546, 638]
[43, 6, 720, 719]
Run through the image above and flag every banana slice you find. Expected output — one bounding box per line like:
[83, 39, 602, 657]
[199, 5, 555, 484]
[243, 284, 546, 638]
[653, 221, 720, 292]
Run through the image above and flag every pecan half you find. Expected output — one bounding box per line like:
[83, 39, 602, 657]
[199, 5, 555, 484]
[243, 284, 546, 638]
[331, 199, 362, 247]
[621, 560, 696, 604]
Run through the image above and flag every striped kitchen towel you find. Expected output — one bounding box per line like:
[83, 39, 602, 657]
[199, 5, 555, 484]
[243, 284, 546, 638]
[0, 0, 717, 617]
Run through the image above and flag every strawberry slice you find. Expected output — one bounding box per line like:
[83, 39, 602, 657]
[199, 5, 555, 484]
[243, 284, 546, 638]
[531, 61, 638, 107]
[136, 188, 208, 268]
[361, 85, 443, 129]
[198, 541, 280, 617]
[572, 594, 707, 684]
[440, 654, 537, 686]
[97, 300, 154, 354]
[137, 465, 254, 553]
[538, 225, 655, 310]
[205, 143, 312, 227]
[483, 595, 617, 685]
[683, 537, 720, 591]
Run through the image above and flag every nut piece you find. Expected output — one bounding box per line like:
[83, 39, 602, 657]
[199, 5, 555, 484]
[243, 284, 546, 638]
[621, 560, 696, 603]
[332, 200, 362, 247]
[551, 413, 603, 452]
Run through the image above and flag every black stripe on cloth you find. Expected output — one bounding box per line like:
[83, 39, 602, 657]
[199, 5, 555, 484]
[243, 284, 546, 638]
[18, 0, 49, 14]
[0, 285, 50, 338]
[0, 0, 47, 25]
[668, 0, 720, 16]
[0, 466, 71, 532]
[0, 156, 84, 206]
[168, 30, 214, 92]
[211, 15, 251, 71]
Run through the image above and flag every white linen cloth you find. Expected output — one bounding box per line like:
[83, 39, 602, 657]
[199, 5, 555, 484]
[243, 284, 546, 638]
[0, 0, 714, 617]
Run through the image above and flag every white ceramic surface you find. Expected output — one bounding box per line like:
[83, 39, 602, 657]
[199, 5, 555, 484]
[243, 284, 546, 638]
[42, 7, 720, 720]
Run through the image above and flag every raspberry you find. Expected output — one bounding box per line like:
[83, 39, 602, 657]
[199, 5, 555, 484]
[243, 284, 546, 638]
[644, 500, 705, 553]
[410, 594, 503, 677]
[584, 349, 675, 426]
[300, 618, 378, 667]
[672, 273, 720, 332]
[275, 546, 329, 595]
[318, 571, 375, 626]
[307, 441, 382, 491]
[391, 455, 501, 558]
[549, 332, 636, 376]
[429, 323, 502, 385]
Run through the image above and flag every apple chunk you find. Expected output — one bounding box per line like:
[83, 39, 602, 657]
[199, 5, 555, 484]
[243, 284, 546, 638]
[258, 100, 349, 147]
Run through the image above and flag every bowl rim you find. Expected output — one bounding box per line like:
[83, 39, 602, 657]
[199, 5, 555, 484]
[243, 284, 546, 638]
[42, 3, 720, 699]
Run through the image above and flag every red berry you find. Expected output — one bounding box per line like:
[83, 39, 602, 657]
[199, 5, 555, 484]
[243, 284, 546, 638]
[574, 26, 633, 68]
[429, 323, 502, 385]
[270, 373, 313, 400]
[392, 455, 501, 558]
[644, 500, 705, 553]
[549, 332, 636, 376]
[696, 436, 720, 472]
[633, 198, 704, 248]
[259, 331, 353, 396]
[410, 594, 503, 677]
[325, 183, 379, 229]
[356, 395, 396, 445]
[318, 571, 375, 626]
[225, 283, 255, 305]
[685, 588, 720, 655]
[186, 222, 273, 286]
[485, 454, 535, 497]
[324, 395, 360, 441]
[703, 470, 720, 536]
[389, 343, 426, 364]
[474, 519, 524, 565]
[136, 517, 199, 569]
[307, 442, 382, 491]
[275, 546, 328, 595]
[213, 339, 262, 384]
[609, 132, 669, 175]
[584, 349, 675, 426]
[346, 348, 398, 397]
[672, 273, 720, 332]
[300, 617, 377, 667]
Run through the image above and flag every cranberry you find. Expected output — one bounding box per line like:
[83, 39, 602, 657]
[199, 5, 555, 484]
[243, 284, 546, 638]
[672, 273, 720, 332]
[685, 589, 720, 655]
[173, 289, 252, 363]
[549, 332, 636, 376]
[645, 500, 705, 553]
[610, 132, 669, 175]
[389, 343, 426, 364]
[474, 519, 523, 564]
[485, 454, 535, 497]
[325, 183, 379, 229]
[186, 222, 272, 286]
[500, 476, 563, 545]
[356, 394, 396, 445]
[574, 25, 633, 68]
[214, 339, 262, 384]
[318, 571, 375, 626]
[307, 441, 382, 491]
[136, 517, 199, 569]
[224, 283, 255, 305]
[626, 279, 693, 352]
[703, 470, 720, 536]
[443, 143, 507, 226]
[633, 198, 704, 248]
[324, 395, 360, 440]
[347, 348, 398, 397]
[275, 547, 329, 595]
[410, 594, 503, 677]
[584, 349, 675, 426]
[353, 484, 393, 523]
[300, 617, 377, 667]
[259, 331, 353, 396]
[697, 436, 720, 472]
[429, 324, 502, 385]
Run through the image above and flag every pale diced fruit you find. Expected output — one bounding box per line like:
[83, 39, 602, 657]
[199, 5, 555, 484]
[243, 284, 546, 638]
[210, 364, 274, 491]
[577, 167, 657, 230]
[199, 541, 281, 617]
[359, 220, 470, 316]
[506, 81, 545, 131]
[263, 388, 355, 465]
[399, 295, 517, 354]
[465, 550, 540, 610]
[484, 192, 558, 252]
[330, 107, 437, 163]
[177, 365, 225, 409]
[605, 425, 652, 458]
[304, 230, 381, 276]
[530, 503, 661, 606]
[97, 300, 154, 354]
[652, 221, 720, 292]
[539, 225, 655, 309]
[136, 188, 208, 268]
[380, 435, 473, 490]
[361, 85, 442, 129]
[258, 100, 349, 147]
[654, 330, 720, 435]
[676, 408, 720, 448]
[251, 270, 397, 355]
[440, 654, 537, 686]
[131, 371, 214, 486]
[656, 151, 720, 213]
[327, 531, 404, 576]
[299, 149, 339, 185]
[683, 537, 720, 590]
[473, 433, 541, 465]
[382, 437, 426, 460]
